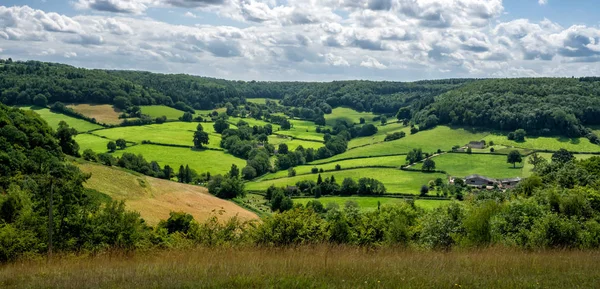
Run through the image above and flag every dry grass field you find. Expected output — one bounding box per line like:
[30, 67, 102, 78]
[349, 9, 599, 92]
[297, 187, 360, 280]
[67, 104, 124, 125]
[1, 246, 598, 289]
[78, 162, 258, 225]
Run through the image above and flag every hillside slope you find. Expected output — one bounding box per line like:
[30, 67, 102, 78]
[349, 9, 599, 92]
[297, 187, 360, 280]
[77, 162, 258, 225]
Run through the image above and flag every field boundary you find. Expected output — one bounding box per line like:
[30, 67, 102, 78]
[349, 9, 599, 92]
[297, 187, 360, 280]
[289, 194, 451, 201]
[253, 165, 401, 182]
[139, 140, 225, 151]
[309, 153, 409, 165]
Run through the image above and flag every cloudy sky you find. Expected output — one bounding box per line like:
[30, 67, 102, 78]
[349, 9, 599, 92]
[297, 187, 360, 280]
[1, 0, 600, 81]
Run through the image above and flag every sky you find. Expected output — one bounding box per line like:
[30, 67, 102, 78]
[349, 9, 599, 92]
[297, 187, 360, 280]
[1, 0, 600, 81]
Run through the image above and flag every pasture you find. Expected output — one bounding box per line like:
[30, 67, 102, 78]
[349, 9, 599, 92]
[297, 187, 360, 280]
[257, 155, 406, 181]
[313, 126, 488, 164]
[348, 123, 411, 148]
[412, 153, 524, 178]
[78, 162, 257, 225]
[246, 98, 277, 104]
[75, 133, 111, 153]
[111, 144, 246, 175]
[326, 107, 378, 126]
[294, 196, 451, 211]
[93, 122, 222, 149]
[246, 168, 445, 194]
[229, 117, 281, 130]
[67, 104, 123, 125]
[484, 133, 600, 152]
[21, 106, 103, 132]
[140, 105, 186, 120]
[268, 135, 323, 150]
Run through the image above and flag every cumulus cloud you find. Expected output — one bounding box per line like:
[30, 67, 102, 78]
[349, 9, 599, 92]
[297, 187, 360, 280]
[3, 2, 600, 81]
[360, 56, 387, 69]
[538, 0, 548, 5]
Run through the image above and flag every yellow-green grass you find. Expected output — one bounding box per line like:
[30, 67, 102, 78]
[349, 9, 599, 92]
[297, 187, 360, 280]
[313, 126, 489, 164]
[6, 247, 598, 289]
[268, 135, 323, 150]
[195, 107, 226, 116]
[77, 162, 258, 225]
[471, 145, 532, 155]
[140, 105, 186, 120]
[274, 119, 326, 142]
[93, 122, 222, 149]
[412, 153, 524, 178]
[522, 153, 598, 177]
[326, 107, 378, 126]
[75, 134, 111, 153]
[484, 133, 600, 152]
[247, 168, 445, 194]
[246, 98, 277, 104]
[294, 196, 450, 211]
[257, 155, 407, 181]
[112, 144, 246, 175]
[229, 117, 281, 130]
[348, 123, 411, 148]
[20, 106, 103, 132]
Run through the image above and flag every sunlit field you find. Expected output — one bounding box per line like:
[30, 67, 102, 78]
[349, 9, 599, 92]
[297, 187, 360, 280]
[20, 106, 103, 132]
[293, 196, 450, 211]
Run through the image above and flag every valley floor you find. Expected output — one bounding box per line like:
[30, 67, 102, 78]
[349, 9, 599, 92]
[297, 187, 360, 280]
[1, 246, 598, 289]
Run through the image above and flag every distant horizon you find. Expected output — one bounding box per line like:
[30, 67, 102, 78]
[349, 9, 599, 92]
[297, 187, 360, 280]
[2, 1, 600, 81]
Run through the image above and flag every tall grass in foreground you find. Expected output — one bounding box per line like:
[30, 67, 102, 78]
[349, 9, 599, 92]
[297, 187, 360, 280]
[1, 246, 599, 289]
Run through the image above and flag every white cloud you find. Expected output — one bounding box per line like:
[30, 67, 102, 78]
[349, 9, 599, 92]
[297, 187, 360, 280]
[538, 0, 548, 5]
[360, 56, 387, 69]
[2, 2, 600, 81]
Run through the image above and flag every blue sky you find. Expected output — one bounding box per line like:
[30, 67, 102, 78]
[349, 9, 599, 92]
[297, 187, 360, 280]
[1, 0, 600, 81]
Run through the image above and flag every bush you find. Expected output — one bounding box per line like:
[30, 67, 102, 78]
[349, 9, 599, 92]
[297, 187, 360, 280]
[288, 167, 296, 177]
[33, 94, 48, 107]
[311, 167, 319, 174]
[335, 164, 341, 170]
[207, 175, 245, 199]
[82, 149, 98, 162]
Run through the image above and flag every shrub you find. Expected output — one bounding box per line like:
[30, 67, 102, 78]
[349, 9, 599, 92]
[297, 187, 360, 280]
[82, 149, 98, 162]
[335, 164, 341, 170]
[311, 167, 319, 174]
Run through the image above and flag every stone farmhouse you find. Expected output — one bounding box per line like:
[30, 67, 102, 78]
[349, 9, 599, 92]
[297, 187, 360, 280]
[451, 174, 522, 189]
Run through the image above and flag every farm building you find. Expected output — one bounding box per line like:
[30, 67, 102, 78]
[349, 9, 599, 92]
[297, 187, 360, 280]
[457, 174, 522, 189]
[467, 140, 486, 149]
[465, 174, 496, 186]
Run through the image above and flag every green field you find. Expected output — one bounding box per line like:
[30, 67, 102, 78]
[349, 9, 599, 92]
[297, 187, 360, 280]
[294, 196, 451, 211]
[412, 153, 524, 178]
[348, 123, 410, 148]
[246, 98, 277, 104]
[268, 135, 323, 150]
[93, 122, 222, 149]
[229, 117, 281, 130]
[195, 107, 226, 116]
[75, 133, 111, 153]
[313, 126, 488, 164]
[484, 133, 600, 152]
[257, 155, 407, 181]
[273, 119, 327, 141]
[111, 144, 246, 175]
[326, 107, 379, 126]
[21, 106, 103, 132]
[246, 168, 445, 194]
[140, 105, 186, 120]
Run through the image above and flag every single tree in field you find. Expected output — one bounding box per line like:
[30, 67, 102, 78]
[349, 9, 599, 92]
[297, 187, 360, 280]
[278, 143, 289, 154]
[420, 185, 429, 196]
[507, 150, 523, 168]
[193, 124, 209, 149]
[422, 158, 436, 171]
[380, 115, 387, 125]
[185, 165, 192, 183]
[528, 152, 547, 171]
[177, 165, 185, 183]
[116, 138, 127, 150]
[317, 174, 323, 185]
[514, 129, 527, 142]
[229, 164, 240, 178]
[107, 141, 117, 153]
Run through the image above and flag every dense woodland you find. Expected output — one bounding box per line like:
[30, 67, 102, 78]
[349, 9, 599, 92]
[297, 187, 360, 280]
[4, 59, 600, 137]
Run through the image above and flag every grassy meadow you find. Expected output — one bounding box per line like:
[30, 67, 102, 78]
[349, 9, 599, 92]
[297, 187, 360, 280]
[247, 168, 445, 194]
[348, 122, 411, 148]
[246, 98, 276, 104]
[484, 133, 600, 152]
[140, 105, 186, 120]
[67, 104, 124, 125]
[93, 122, 222, 149]
[112, 144, 246, 175]
[2, 247, 599, 289]
[78, 162, 258, 225]
[313, 126, 488, 164]
[268, 135, 323, 150]
[21, 106, 103, 132]
[74, 133, 111, 153]
[412, 153, 525, 178]
[326, 107, 378, 126]
[257, 155, 406, 181]
[294, 196, 451, 211]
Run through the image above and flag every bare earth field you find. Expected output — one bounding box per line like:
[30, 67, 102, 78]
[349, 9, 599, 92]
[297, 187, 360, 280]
[67, 104, 123, 125]
[78, 162, 258, 225]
